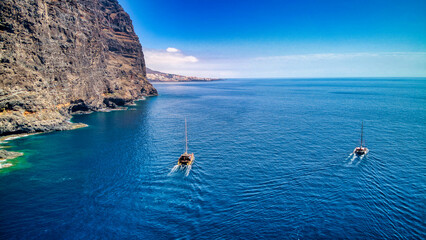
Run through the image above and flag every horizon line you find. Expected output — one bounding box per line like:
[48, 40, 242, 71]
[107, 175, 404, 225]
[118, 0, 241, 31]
[209, 76, 426, 80]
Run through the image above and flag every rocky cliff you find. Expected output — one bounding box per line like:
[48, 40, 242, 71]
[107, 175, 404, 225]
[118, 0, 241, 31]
[0, 0, 157, 136]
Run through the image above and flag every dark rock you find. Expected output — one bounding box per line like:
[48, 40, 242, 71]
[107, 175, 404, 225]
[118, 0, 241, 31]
[103, 97, 127, 108]
[0, 0, 157, 136]
[70, 99, 90, 113]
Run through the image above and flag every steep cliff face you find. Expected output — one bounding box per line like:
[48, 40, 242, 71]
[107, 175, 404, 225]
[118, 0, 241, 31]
[0, 0, 157, 135]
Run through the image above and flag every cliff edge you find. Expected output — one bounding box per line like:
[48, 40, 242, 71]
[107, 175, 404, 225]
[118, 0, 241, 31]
[0, 0, 157, 136]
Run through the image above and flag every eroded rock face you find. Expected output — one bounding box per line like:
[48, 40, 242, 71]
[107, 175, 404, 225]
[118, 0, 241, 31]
[0, 0, 157, 135]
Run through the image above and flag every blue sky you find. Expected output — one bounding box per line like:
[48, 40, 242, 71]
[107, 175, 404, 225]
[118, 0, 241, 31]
[118, 0, 426, 78]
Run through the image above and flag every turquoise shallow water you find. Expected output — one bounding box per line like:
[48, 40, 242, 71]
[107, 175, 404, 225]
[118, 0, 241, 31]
[0, 78, 425, 239]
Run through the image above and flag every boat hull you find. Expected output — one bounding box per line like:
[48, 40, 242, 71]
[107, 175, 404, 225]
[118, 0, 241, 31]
[178, 153, 194, 166]
[353, 147, 369, 156]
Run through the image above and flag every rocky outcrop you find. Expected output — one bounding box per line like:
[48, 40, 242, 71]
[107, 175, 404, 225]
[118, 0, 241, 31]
[0, 149, 23, 161]
[0, 149, 22, 169]
[0, 0, 157, 136]
[147, 68, 220, 82]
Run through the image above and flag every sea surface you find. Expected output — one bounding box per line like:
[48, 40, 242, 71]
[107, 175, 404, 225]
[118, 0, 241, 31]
[0, 78, 425, 239]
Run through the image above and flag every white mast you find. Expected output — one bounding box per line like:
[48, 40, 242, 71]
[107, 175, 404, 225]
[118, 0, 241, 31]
[360, 121, 364, 148]
[185, 118, 188, 153]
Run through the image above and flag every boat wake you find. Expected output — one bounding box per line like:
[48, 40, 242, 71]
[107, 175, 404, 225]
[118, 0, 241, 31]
[345, 153, 366, 166]
[185, 165, 192, 177]
[168, 165, 192, 177]
[168, 165, 180, 175]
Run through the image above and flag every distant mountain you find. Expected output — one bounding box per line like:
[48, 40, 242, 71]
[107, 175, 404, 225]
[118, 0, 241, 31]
[146, 68, 220, 82]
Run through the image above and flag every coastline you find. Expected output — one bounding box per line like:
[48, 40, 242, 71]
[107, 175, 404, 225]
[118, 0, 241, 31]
[149, 79, 222, 83]
[0, 123, 88, 170]
[0, 122, 88, 143]
[146, 68, 221, 82]
[0, 95, 155, 171]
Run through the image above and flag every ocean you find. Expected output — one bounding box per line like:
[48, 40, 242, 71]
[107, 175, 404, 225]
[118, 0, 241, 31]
[0, 78, 425, 239]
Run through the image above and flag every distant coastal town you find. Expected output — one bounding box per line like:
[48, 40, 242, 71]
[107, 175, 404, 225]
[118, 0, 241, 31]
[146, 68, 220, 82]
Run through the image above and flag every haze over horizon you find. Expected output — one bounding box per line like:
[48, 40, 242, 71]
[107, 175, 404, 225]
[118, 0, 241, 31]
[118, 0, 426, 78]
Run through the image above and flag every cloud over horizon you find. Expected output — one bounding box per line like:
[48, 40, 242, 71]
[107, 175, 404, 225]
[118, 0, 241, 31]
[144, 48, 198, 69]
[144, 49, 426, 78]
[120, 0, 426, 78]
[166, 47, 180, 53]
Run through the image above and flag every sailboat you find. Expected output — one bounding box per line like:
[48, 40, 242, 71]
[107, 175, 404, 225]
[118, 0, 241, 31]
[177, 118, 194, 166]
[353, 121, 369, 156]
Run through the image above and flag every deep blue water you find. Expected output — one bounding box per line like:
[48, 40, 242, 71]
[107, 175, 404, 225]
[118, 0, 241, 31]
[0, 78, 425, 239]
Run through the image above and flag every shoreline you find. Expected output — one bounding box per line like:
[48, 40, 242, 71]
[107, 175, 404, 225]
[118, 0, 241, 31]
[0, 122, 88, 170]
[0, 96, 154, 170]
[150, 79, 222, 83]
[0, 122, 88, 142]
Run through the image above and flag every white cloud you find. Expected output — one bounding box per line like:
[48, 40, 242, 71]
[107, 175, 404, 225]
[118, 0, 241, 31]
[247, 52, 426, 78]
[144, 50, 426, 78]
[145, 48, 241, 77]
[144, 48, 199, 70]
[166, 47, 180, 53]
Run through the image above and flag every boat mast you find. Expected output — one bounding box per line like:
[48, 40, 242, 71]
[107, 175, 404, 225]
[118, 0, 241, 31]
[185, 118, 188, 153]
[360, 121, 364, 148]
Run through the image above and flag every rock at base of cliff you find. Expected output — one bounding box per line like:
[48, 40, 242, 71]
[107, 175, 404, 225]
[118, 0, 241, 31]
[0, 149, 23, 161]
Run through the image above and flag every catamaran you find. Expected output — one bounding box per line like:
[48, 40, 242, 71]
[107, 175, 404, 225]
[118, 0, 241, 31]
[353, 121, 369, 156]
[178, 118, 194, 166]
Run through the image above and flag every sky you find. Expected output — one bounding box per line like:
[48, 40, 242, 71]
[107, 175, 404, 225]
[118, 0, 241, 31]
[118, 0, 426, 78]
